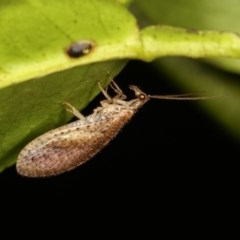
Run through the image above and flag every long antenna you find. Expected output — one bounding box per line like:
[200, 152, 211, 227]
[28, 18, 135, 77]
[148, 94, 221, 100]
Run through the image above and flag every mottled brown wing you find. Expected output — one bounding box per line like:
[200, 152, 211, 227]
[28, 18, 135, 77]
[16, 112, 133, 177]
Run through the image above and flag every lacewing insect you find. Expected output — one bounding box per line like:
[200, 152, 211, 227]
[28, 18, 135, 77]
[16, 82, 215, 177]
[66, 40, 94, 58]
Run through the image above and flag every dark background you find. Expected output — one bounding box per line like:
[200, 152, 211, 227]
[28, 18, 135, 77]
[1, 61, 238, 228]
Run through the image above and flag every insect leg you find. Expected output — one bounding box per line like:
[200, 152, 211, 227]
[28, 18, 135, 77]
[62, 102, 86, 120]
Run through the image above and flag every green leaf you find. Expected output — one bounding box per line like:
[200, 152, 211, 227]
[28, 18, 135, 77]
[132, 0, 240, 73]
[139, 26, 240, 60]
[0, 0, 134, 172]
[2, 0, 240, 173]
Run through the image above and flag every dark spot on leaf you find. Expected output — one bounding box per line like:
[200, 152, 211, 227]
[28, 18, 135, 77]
[66, 40, 94, 58]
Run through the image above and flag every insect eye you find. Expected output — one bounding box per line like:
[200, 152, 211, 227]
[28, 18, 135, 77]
[66, 40, 94, 58]
[138, 94, 146, 100]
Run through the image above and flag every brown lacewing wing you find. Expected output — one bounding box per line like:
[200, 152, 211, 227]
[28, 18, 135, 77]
[16, 82, 213, 177]
[16, 83, 149, 177]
